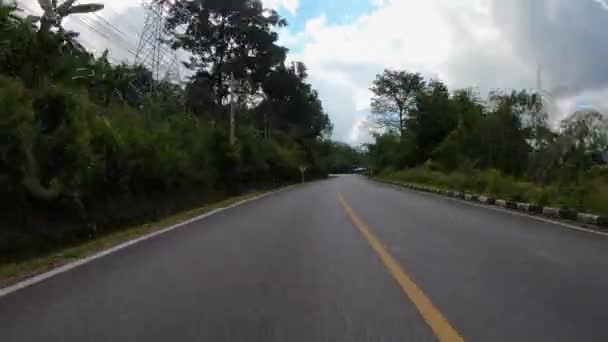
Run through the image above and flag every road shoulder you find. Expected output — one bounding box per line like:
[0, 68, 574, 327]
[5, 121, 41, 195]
[373, 177, 608, 236]
[0, 186, 294, 296]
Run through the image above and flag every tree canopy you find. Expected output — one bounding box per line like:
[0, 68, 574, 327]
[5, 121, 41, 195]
[367, 68, 608, 190]
[164, 0, 288, 109]
[370, 69, 425, 135]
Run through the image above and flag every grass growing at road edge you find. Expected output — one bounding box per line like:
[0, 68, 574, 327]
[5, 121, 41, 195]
[380, 167, 608, 216]
[0, 189, 281, 288]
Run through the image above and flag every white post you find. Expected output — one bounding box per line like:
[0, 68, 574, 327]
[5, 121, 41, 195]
[229, 75, 237, 145]
[230, 100, 236, 145]
[299, 166, 308, 184]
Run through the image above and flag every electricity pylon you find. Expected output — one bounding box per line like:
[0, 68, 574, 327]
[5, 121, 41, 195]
[133, 0, 181, 84]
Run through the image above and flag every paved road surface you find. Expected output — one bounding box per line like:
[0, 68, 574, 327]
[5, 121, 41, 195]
[3, 176, 608, 341]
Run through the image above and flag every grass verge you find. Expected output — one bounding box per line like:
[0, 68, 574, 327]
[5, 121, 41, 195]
[0, 189, 281, 288]
[380, 167, 608, 216]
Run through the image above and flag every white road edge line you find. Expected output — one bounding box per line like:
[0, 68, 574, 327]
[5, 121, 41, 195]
[380, 182, 608, 238]
[447, 197, 608, 237]
[0, 186, 293, 298]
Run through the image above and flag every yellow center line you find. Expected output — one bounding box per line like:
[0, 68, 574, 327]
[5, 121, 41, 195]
[338, 193, 464, 342]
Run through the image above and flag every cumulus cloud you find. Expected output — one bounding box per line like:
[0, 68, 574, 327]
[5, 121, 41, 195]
[287, 0, 608, 143]
[490, 0, 608, 95]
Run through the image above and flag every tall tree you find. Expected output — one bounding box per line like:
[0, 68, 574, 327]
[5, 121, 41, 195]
[30, 0, 104, 33]
[164, 0, 288, 111]
[370, 69, 425, 136]
[431, 89, 485, 170]
[258, 62, 332, 140]
[407, 79, 455, 163]
[481, 92, 531, 175]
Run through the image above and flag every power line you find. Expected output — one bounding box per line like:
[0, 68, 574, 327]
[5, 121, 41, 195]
[99, 4, 141, 27]
[17, 0, 185, 83]
[92, 13, 129, 37]
[77, 17, 137, 53]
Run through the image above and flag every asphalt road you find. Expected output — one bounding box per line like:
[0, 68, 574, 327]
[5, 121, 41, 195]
[2, 175, 608, 341]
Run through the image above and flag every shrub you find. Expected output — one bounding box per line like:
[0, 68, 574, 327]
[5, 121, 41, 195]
[383, 166, 608, 216]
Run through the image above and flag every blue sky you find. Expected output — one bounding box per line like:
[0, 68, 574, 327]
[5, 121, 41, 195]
[274, 0, 380, 53]
[282, 0, 375, 33]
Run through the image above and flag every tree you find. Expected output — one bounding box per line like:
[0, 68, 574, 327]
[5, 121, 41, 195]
[258, 62, 332, 140]
[478, 92, 530, 175]
[370, 69, 425, 135]
[524, 92, 553, 151]
[366, 132, 415, 171]
[561, 110, 608, 151]
[324, 142, 364, 174]
[72, 51, 153, 107]
[164, 0, 288, 110]
[526, 110, 607, 184]
[30, 0, 104, 33]
[407, 79, 455, 163]
[431, 89, 485, 171]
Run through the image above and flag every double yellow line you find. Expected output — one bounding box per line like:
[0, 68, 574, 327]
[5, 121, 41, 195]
[338, 193, 464, 342]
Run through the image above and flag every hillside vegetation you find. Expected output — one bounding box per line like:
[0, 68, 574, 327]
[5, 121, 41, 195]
[367, 69, 608, 215]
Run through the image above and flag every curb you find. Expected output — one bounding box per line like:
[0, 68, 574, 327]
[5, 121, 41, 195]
[378, 179, 608, 230]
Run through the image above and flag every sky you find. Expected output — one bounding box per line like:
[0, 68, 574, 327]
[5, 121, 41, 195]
[16, 0, 608, 144]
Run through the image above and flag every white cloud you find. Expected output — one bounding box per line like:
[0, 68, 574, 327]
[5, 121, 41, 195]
[263, 0, 299, 15]
[276, 27, 305, 47]
[592, 0, 608, 11]
[348, 115, 373, 145]
[289, 0, 468, 143]
[285, 0, 608, 143]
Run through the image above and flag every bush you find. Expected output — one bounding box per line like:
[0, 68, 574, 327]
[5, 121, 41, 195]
[0, 83, 323, 260]
[383, 166, 608, 216]
[0, 76, 35, 199]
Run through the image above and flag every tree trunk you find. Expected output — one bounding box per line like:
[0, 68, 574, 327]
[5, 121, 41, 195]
[399, 109, 405, 136]
[40, 19, 52, 34]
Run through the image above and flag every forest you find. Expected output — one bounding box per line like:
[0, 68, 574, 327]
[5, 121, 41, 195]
[0, 0, 358, 260]
[367, 69, 608, 216]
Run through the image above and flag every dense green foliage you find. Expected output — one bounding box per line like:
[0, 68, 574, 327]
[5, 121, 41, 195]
[323, 142, 365, 174]
[370, 69, 424, 135]
[0, 1, 340, 259]
[385, 168, 608, 216]
[368, 69, 608, 215]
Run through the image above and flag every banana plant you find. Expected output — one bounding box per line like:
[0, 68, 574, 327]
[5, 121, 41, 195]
[28, 0, 104, 33]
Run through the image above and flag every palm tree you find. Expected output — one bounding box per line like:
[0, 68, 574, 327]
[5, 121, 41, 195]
[28, 0, 104, 33]
[28, 0, 104, 61]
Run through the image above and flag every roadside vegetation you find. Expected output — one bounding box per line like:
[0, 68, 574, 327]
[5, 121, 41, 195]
[0, 190, 272, 286]
[0, 1, 352, 263]
[367, 69, 608, 216]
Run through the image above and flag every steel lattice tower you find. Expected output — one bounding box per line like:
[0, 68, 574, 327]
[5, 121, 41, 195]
[134, 0, 181, 83]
